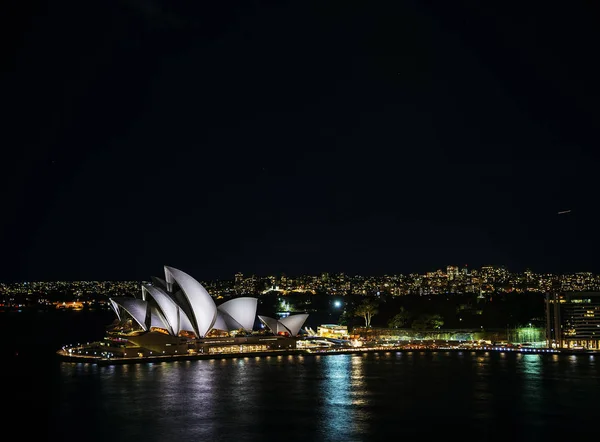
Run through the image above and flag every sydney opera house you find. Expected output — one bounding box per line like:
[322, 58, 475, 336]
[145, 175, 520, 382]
[96, 266, 309, 358]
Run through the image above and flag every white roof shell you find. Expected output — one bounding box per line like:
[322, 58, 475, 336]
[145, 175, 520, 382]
[178, 306, 196, 333]
[258, 314, 308, 337]
[279, 314, 309, 337]
[217, 297, 258, 332]
[211, 311, 229, 331]
[142, 284, 180, 336]
[112, 297, 150, 331]
[150, 306, 168, 329]
[258, 315, 279, 334]
[109, 299, 121, 320]
[164, 266, 217, 338]
[109, 267, 286, 338]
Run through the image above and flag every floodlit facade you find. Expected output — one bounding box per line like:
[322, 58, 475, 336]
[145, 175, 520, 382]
[163, 266, 217, 338]
[111, 298, 150, 331]
[317, 324, 349, 338]
[546, 291, 600, 349]
[110, 266, 261, 338]
[217, 297, 258, 332]
[258, 314, 309, 337]
[109, 266, 308, 341]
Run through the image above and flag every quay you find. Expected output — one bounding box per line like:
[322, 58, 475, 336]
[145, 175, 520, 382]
[56, 344, 594, 366]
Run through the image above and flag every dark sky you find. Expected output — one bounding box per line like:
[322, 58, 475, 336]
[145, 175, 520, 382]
[2, 1, 599, 281]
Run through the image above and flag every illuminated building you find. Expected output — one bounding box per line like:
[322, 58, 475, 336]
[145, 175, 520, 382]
[317, 324, 349, 338]
[9, 265, 600, 312]
[446, 265, 459, 281]
[104, 266, 308, 357]
[234, 272, 244, 291]
[257, 314, 309, 337]
[545, 291, 600, 349]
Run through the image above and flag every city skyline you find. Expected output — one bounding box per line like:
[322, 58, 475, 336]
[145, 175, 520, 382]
[3, 263, 600, 294]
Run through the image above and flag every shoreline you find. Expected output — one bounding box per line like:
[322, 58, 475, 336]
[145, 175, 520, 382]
[56, 345, 596, 366]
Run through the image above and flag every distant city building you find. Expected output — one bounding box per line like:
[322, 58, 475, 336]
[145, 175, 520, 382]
[447, 266, 459, 280]
[234, 272, 244, 289]
[4, 265, 600, 308]
[545, 291, 600, 350]
[317, 324, 348, 338]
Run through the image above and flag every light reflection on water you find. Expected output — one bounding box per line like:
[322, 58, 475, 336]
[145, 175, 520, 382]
[519, 354, 544, 426]
[51, 352, 600, 442]
[317, 354, 370, 440]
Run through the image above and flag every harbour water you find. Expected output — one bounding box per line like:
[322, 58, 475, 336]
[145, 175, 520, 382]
[3, 311, 599, 441]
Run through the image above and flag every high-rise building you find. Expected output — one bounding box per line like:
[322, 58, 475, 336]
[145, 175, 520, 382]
[545, 291, 600, 349]
[446, 265, 459, 280]
[234, 272, 244, 291]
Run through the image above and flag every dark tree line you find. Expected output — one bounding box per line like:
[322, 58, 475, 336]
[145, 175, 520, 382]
[252, 290, 546, 330]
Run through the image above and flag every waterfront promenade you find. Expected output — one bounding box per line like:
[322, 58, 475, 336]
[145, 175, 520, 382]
[56, 343, 588, 366]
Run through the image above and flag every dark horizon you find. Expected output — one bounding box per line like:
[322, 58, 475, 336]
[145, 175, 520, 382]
[2, 2, 598, 282]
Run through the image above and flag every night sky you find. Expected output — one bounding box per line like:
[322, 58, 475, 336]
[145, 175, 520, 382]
[2, 2, 599, 282]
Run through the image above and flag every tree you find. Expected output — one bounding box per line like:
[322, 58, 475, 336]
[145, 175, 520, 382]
[355, 299, 378, 328]
[337, 309, 349, 325]
[388, 307, 410, 328]
[411, 316, 428, 330]
[411, 313, 445, 330]
[427, 314, 444, 329]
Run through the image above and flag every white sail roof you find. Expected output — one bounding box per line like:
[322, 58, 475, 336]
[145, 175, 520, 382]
[258, 314, 308, 337]
[112, 297, 149, 331]
[150, 306, 168, 329]
[164, 266, 217, 338]
[108, 267, 302, 339]
[257, 315, 286, 334]
[217, 297, 258, 332]
[142, 284, 180, 336]
[211, 311, 229, 331]
[109, 299, 121, 320]
[279, 314, 309, 337]
[178, 306, 196, 333]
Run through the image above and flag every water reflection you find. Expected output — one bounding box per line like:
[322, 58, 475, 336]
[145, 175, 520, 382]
[320, 355, 368, 439]
[350, 355, 366, 406]
[520, 354, 543, 414]
[52, 351, 600, 442]
[160, 360, 218, 440]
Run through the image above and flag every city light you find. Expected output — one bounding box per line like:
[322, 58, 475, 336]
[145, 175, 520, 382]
[3, 266, 600, 305]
